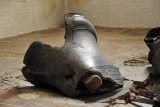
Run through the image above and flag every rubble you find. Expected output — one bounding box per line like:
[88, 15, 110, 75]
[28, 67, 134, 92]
[123, 56, 149, 67]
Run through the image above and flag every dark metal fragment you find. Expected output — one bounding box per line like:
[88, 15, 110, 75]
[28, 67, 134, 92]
[22, 14, 123, 97]
[144, 27, 160, 74]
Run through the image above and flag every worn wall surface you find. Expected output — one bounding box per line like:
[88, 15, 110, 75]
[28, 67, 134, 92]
[65, 0, 160, 28]
[0, 0, 160, 38]
[0, 0, 64, 38]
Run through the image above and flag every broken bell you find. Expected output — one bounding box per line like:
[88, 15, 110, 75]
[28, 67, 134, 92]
[22, 13, 124, 97]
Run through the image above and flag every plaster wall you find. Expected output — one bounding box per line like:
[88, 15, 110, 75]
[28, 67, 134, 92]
[65, 0, 160, 28]
[0, 0, 64, 38]
[0, 0, 160, 38]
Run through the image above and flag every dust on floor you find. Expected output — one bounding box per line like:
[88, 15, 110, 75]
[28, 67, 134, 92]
[1, 27, 158, 107]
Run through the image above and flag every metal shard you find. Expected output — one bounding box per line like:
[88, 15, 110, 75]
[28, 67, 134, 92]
[22, 14, 124, 97]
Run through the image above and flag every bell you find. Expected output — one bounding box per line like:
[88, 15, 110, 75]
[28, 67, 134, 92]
[22, 14, 123, 97]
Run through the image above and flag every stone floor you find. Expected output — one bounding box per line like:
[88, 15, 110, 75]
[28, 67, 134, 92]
[0, 27, 155, 107]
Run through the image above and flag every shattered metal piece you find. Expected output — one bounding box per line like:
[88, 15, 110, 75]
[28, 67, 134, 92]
[144, 27, 160, 74]
[144, 27, 160, 49]
[131, 89, 155, 99]
[22, 14, 123, 97]
[152, 83, 160, 101]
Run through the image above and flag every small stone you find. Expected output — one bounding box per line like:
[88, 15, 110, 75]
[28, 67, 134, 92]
[81, 74, 102, 93]
[130, 93, 136, 97]
[115, 99, 125, 104]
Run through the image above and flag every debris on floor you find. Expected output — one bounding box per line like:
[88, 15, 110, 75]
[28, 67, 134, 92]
[1, 27, 158, 107]
[123, 56, 149, 67]
[106, 73, 160, 107]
